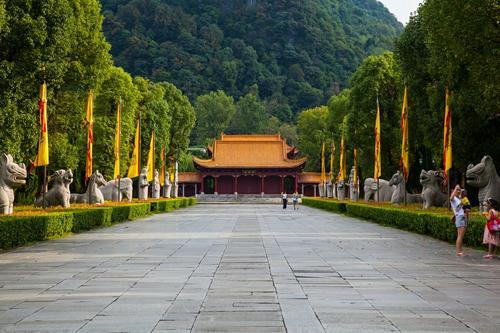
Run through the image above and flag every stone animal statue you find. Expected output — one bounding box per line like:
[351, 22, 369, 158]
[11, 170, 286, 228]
[70, 170, 106, 204]
[364, 178, 395, 202]
[99, 177, 133, 202]
[389, 171, 423, 204]
[420, 170, 448, 209]
[152, 169, 161, 199]
[0, 154, 27, 214]
[337, 180, 347, 200]
[35, 169, 73, 208]
[348, 167, 359, 201]
[466, 155, 500, 209]
[163, 171, 172, 198]
[138, 167, 149, 200]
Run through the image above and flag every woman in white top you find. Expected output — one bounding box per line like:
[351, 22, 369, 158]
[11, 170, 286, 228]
[450, 185, 467, 256]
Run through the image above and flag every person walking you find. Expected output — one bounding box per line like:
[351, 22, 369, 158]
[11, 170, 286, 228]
[483, 198, 500, 259]
[450, 184, 467, 256]
[281, 192, 288, 210]
[292, 192, 299, 210]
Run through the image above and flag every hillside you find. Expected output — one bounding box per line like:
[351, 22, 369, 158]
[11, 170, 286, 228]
[101, 0, 403, 118]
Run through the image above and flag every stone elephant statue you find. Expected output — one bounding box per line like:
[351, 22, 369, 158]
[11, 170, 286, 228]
[364, 178, 395, 202]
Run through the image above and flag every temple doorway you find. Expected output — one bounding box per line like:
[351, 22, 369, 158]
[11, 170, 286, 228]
[237, 176, 259, 194]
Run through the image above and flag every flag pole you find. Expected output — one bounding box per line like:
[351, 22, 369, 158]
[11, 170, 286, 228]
[117, 98, 122, 202]
[43, 166, 47, 209]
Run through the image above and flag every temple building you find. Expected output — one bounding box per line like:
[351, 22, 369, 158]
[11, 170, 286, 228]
[178, 134, 322, 197]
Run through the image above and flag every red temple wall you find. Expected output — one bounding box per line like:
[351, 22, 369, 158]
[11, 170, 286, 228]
[237, 176, 259, 194]
[264, 176, 281, 194]
[218, 176, 234, 194]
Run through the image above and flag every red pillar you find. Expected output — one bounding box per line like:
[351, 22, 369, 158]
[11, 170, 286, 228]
[214, 176, 218, 194]
[234, 176, 238, 194]
[201, 176, 204, 193]
[261, 176, 265, 194]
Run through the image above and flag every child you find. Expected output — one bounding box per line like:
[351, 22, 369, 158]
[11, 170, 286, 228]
[461, 189, 471, 218]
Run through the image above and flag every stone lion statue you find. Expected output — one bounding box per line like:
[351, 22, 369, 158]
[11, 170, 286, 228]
[466, 155, 500, 210]
[420, 170, 448, 209]
[0, 154, 27, 214]
[35, 169, 73, 208]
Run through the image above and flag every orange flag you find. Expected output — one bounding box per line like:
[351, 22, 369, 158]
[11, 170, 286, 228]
[374, 97, 381, 180]
[443, 88, 452, 181]
[321, 142, 326, 185]
[34, 83, 49, 167]
[84, 90, 94, 183]
[146, 130, 155, 182]
[329, 142, 335, 181]
[400, 86, 409, 180]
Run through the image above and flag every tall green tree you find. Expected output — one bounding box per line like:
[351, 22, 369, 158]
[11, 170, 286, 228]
[297, 106, 329, 171]
[228, 93, 268, 134]
[194, 90, 236, 144]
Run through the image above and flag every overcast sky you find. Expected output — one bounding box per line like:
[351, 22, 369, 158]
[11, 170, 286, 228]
[379, 0, 423, 24]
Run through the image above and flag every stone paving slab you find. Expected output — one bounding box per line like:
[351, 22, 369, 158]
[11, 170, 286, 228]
[0, 204, 499, 332]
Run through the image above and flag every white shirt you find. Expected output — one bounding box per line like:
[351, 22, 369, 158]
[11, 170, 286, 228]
[450, 197, 464, 217]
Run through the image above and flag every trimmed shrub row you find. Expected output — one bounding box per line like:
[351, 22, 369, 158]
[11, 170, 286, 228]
[0, 198, 196, 250]
[303, 198, 486, 248]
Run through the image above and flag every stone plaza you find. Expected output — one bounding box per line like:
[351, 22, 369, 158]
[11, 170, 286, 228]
[0, 204, 499, 332]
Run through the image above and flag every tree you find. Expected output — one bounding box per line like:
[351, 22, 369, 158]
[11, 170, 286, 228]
[228, 93, 268, 134]
[194, 90, 236, 144]
[297, 106, 329, 171]
[348, 52, 402, 180]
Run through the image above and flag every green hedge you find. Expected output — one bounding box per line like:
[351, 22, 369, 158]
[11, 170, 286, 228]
[303, 198, 486, 248]
[0, 197, 196, 250]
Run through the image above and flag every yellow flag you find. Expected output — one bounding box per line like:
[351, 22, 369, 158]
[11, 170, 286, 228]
[146, 130, 155, 182]
[443, 88, 452, 180]
[113, 99, 121, 179]
[374, 98, 381, 180]
[127, 121, 140, 178]
[321, 142, 326, 185]
[339, 135, 345, 182]
[84, 90, 94, 182]
[159, 146, 165, 186]
[400, 86, 409, 180]
[34, 83, 49, 167]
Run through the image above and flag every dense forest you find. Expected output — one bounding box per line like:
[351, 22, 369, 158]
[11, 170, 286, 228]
[298, 0, 499, 192]
[100, 0, 403, 119]
[0, 0, 195, 202]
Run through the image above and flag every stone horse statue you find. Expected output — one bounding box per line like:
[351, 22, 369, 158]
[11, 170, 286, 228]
[70, 170, 106, 204]
[389, 171, 423, 204]
[466, 155, 500, 210]
[100, 177, 133, 202]
[138, 167, 149, 200]
[364, 178, 395, 202]
[348, 167, 359, 201]
[420, 170, 448, 209]
[35, 169, 73, 208]
[0, 154, 27, 214]
[152, 169, 161, 199]
[163, 171, 172, 198]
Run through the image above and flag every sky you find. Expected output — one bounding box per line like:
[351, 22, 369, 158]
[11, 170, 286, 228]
[379, 0, 423, 24]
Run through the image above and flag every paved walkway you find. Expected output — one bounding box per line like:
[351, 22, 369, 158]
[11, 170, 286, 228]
[0, 204, 499, 333]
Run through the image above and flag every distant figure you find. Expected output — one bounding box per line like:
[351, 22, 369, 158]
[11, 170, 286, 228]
[450, 185, 467, 257]
[292, 192, 299, 210]
[483, 198, 500, 259]
[281, 192, 288, 210]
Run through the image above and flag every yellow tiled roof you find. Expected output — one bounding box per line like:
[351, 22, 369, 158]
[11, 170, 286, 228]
[298, 172, 322, 183]
[178, 172, 202, 183]
[193, 134, 306, 169]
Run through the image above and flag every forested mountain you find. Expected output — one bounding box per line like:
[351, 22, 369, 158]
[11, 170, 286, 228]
[100, 0, 403, 118]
